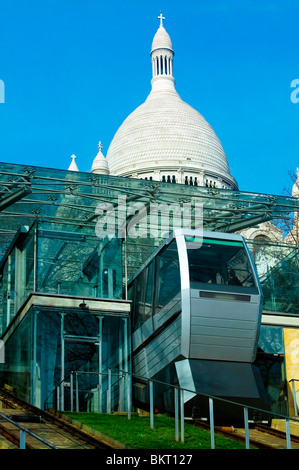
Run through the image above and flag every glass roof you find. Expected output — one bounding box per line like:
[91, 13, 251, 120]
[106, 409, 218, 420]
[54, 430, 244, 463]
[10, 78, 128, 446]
[0, 161, 298, 263]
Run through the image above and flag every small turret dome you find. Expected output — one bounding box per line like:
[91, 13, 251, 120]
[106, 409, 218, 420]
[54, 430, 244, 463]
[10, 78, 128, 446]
[91, 141, 109, 175]
[68, 154, 79, 172]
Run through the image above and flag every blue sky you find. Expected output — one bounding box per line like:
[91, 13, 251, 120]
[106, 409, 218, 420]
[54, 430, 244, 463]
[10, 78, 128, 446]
[0, 0, 298, 196]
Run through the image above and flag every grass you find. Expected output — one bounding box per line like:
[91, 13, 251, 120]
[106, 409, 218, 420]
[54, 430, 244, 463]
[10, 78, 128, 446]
[64, 412, 250, 449]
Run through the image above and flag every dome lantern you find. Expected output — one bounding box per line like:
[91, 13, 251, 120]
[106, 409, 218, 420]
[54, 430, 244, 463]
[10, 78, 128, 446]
[150, 14, 175, 94]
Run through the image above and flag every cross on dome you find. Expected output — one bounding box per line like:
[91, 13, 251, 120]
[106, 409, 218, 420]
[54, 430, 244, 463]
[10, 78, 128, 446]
[158, 13, 165, 27]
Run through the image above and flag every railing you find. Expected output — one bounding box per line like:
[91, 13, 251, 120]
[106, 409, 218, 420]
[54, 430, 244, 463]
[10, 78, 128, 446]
[45, 370, 128, 414]
[0, 412, 59, 449]
[45, 369, 299, 450]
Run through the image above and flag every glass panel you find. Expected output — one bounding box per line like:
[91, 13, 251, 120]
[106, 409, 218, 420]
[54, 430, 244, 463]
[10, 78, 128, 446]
[1, 251, 15, 331]
[0, 225, 36, 332]
[132, 272, 144, 332]
[258, 326, 284, 354]
[0, 311, 32, 403]
[255, 326, 287, 415]
[21, 228, 35, 305]
[35, 310, 61, 409]
[155, 240, 180, 315]
[131, 261, 155, 340]
[63, 314, 128, 413]
[260, 248, 298, 314]
[186, 236, 257, 292]
[144, 261, 154, 317]
[37, 227, 122, 299]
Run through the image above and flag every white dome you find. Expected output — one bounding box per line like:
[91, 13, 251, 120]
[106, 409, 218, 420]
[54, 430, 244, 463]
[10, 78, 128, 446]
[106, 89, 236, 185]
[106, 16, 237, 189]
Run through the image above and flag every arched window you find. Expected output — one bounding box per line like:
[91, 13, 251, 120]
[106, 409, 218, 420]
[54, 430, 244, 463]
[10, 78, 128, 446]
[254, 235, 271, 242]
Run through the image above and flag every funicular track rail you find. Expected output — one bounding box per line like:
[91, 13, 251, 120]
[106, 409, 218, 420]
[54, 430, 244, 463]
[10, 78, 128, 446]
[0, 388, 116, 449]
[254, 423, 299, 446]
[194, 419, 299, 449]
[193, 420, 273, 449]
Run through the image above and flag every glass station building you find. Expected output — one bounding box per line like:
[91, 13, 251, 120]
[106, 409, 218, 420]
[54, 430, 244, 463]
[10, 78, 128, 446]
[0, 161, 298, 418]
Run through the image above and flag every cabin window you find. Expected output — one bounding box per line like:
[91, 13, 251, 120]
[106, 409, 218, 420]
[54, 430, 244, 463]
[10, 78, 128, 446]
[186, 237, 257, 291]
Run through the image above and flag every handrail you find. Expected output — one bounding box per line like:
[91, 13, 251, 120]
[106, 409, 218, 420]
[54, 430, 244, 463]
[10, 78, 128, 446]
[0, 412, 59, 449]
[126, 369, 299, 423]
[45, 368, 299, 449]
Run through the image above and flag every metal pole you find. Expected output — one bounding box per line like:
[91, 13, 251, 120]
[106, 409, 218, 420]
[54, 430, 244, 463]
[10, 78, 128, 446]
[291, 380, 298, 416]
[32, 309, 37, 406]
[127, 372, 131, 420]
[120, 375, 125, 412]
[286, 419, 292, 449]
[61, 314, 65, 412]
[107, 369, 111, 414]
[76, 373, 79, 412]
[244, 407, 250, 449]
[19, 430, 26, 449]
[175, 388, 179, 442]
[123, 317, 129, 414]
[70, 372, 73, 412]
[209, 397, 215, 449]
[33, 223, 37, 291]
[180, 389, 184, 443]
[123, 318, 129, 394]
[98, 316, 103, 413]
[7, 255, 11, 326]
[150, 380, 154, 429]
[56, 386, 59, 411]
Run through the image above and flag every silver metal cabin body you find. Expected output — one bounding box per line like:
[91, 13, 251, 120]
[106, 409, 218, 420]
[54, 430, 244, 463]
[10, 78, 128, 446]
[128, 229, 269, 423]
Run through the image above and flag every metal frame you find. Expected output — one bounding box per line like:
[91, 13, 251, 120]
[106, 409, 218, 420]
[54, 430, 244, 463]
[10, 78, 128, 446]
[0, 162, 298, 262]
